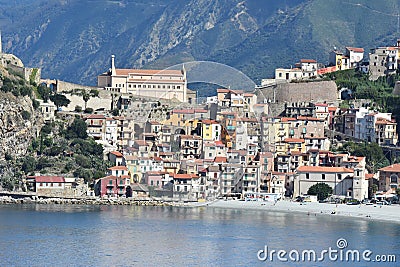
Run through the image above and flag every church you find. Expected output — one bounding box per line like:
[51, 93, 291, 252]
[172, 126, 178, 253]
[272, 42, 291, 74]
[97, 55, 190, 103]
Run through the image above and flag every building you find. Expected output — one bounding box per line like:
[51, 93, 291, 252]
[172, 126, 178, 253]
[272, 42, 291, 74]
[345, 47, 364, 68]
[295, 166, 355, 199]
[97, 55, 188, 102]
[369, 46, 398, 81]
[94, 175, 132, 197]
[378, 163, 400, 193]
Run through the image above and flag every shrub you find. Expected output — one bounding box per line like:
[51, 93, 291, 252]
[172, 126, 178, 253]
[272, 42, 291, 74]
[75, 105, 82, 112]
[21, 110, 31, 120]
[84, 107, 93, 114]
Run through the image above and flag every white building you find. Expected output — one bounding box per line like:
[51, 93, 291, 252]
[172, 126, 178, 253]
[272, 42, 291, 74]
[98, 55, 188, 102]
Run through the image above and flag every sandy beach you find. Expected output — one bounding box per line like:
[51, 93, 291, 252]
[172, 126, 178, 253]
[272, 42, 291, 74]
[207, 199, 400, 224]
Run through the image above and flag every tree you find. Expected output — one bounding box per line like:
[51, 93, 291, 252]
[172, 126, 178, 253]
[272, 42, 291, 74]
[341, 142, 389, 173]
[66, 118, 88, 139]
[50, 94, 71, 110]
[307, 183, 333, 201]
[22, 156, 36, 174]
[37, 84, 51, 102]
[82, 90, 90, 109]
[21, 110, 31, 120]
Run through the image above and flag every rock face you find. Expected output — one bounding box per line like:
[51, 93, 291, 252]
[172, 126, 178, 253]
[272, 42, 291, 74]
[0, 92, 42, 159]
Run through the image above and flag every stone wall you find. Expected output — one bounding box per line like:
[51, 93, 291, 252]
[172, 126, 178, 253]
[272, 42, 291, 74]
[56, 80, 98, 92]
[256, 80, 339, 104]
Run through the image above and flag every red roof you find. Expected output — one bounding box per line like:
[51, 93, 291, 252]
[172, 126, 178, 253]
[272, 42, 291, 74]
[173, 173, 198, 179]
[108, 166, 128, 171]
[284, 138, 305, 143]
[379, 164, 400, 172]
[110, 151, 123, 157]
[34, 176, 65, 183]
[346, 47, 364, 53]
[300, 59, 317, 63]
[214, 156, 227, 163]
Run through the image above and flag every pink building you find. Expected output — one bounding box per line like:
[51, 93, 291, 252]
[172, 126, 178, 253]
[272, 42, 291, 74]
[94, 175, 131, 197]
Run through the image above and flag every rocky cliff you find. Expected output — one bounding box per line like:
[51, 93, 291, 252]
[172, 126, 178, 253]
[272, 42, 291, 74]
[0, 92, 42, 159]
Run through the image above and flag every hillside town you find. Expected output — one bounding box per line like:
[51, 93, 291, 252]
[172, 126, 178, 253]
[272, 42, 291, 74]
[3, 34, 400, 204]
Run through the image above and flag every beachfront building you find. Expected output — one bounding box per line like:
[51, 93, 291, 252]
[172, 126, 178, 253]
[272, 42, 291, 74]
[378, 163, 400, 193]
[294, 166, 355, 199]
[94, 175, 132, 197]
[97, 55, 188, 102]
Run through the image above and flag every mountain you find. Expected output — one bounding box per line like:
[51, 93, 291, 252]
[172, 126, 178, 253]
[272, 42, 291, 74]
[1, 0, 400, 86]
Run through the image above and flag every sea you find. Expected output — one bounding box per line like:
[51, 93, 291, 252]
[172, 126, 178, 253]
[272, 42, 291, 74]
[0, 204, 399, 267]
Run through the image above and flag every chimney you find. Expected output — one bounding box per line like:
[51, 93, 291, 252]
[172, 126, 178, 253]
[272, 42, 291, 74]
[111, 54, 116, 76]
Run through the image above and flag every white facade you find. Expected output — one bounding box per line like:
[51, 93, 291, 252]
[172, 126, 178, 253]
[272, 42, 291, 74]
[98, 55, 188, 102]
[295, 166, 355, 199]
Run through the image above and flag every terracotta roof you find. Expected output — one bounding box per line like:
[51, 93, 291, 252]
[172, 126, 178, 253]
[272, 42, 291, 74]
[201, 119, 219, 124]
[110, 151, 123, 157]
[379, 164, 400, 172]
[297, 166, 354, 173]
[108, 166, 128, 171]
[346, 47, 364, 53]
[243, 93, 254, 97]
[173, 173, 198, 179]
[365, 174, 375, 180]
[284, 138, 305, 143]
[34, 176, 65, 183]
[214, 156, 227, 163]
[300, 59, 317, 63]
[375, 118, 395, 125]
[279, 118, 295, 123]
[115, 69, 183, 76]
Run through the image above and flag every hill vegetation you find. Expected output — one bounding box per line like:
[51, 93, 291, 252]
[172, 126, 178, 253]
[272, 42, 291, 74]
[2, 0, 400, 86]
[0, 67, 109, 191]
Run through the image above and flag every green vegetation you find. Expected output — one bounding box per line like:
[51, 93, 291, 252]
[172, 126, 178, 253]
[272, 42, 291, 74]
[324, 69, 400, 114]
[49, 93, 71, 110]
[307, 183, 333, 201]
[29, 68, 39, 85]
[22, 117, 110, 183]
[21, 110, 31, 120]
[339, 142, 389, 173]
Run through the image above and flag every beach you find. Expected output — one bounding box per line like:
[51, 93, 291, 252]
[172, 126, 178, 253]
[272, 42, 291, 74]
[207, 199, 400, 223]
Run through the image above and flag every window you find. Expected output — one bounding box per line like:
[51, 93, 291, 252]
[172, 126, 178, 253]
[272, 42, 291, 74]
[322, 174, 325, 180]
[306, 174, 309, 179]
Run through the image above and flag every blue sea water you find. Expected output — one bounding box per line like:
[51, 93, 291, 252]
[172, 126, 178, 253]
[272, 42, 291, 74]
[0, 204, 399, 267]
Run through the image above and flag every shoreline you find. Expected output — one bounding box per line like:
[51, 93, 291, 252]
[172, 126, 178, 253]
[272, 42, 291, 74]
[2, 194, 400, 224]
[206, 199, 400, 224]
